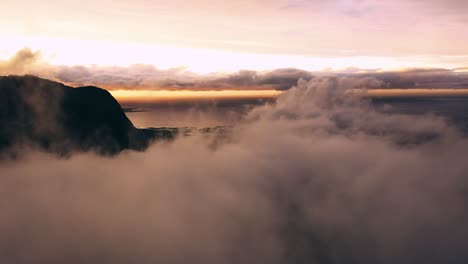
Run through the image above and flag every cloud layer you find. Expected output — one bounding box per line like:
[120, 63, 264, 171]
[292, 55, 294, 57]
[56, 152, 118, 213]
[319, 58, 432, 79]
[2, 49, 468, 91]
[1, 77, 468, 263]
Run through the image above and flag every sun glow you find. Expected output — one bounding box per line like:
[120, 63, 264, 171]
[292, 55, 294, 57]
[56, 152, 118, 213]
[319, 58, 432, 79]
[111, 88, 468, 104]
[110, 89, 282, 103]
[1, 33, 463, 74]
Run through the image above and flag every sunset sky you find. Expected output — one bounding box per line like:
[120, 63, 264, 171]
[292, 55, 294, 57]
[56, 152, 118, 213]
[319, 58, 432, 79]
[1, 0, 468, 73]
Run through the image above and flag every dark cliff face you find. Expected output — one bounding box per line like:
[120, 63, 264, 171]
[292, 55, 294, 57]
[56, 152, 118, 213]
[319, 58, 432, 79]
[0, 75, 154, 155]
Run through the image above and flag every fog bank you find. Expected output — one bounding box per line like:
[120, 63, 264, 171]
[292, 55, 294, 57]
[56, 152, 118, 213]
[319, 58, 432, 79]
[1, 77, 468, 263]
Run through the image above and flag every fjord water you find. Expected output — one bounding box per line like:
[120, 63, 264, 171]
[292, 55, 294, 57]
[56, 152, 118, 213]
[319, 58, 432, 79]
[122, 98, 271, 128]
[123, 96, 468, 132]
[371, 96, 468, 132]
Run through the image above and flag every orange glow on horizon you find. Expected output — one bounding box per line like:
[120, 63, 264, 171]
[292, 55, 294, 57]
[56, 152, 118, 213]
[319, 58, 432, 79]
[110, 88, 468, 104]
[110, 89, 282, 103]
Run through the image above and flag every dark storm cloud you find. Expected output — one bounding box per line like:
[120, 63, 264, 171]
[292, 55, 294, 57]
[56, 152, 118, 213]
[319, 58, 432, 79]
[2, 77, 468, 263]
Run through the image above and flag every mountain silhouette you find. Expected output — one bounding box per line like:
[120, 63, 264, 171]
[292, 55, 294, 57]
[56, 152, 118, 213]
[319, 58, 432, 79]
[0, 75, 159, 156]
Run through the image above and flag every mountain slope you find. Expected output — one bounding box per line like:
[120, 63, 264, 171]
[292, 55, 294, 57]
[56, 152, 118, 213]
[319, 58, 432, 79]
[0, 75, 156, 155]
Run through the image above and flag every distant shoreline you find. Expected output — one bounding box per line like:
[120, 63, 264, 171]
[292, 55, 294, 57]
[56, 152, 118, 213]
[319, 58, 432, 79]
[365, 88, 468, 97]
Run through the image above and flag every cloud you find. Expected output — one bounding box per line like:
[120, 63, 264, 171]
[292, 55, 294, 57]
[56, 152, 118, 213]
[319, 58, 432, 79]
[52, 64, 468, 90]
[191, 69, 315, 90]
[1, 77, 468, 263]
[54, 64, 197, 89]
[0, 48, 41, 75]
[351, 69, 468, 88]
[413, 0, 468, 16]
[0, 49, 313, 90]
[53, 67, 315, 91]
[1, 48, 468, 91]
[281, 0, 468, 18]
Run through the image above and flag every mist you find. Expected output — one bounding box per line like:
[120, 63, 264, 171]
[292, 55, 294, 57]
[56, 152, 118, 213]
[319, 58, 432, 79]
[2, 77, 468, 263]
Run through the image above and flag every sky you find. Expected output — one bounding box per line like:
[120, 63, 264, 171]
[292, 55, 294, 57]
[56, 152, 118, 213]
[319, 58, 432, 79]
[1, 0, 468, 73]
